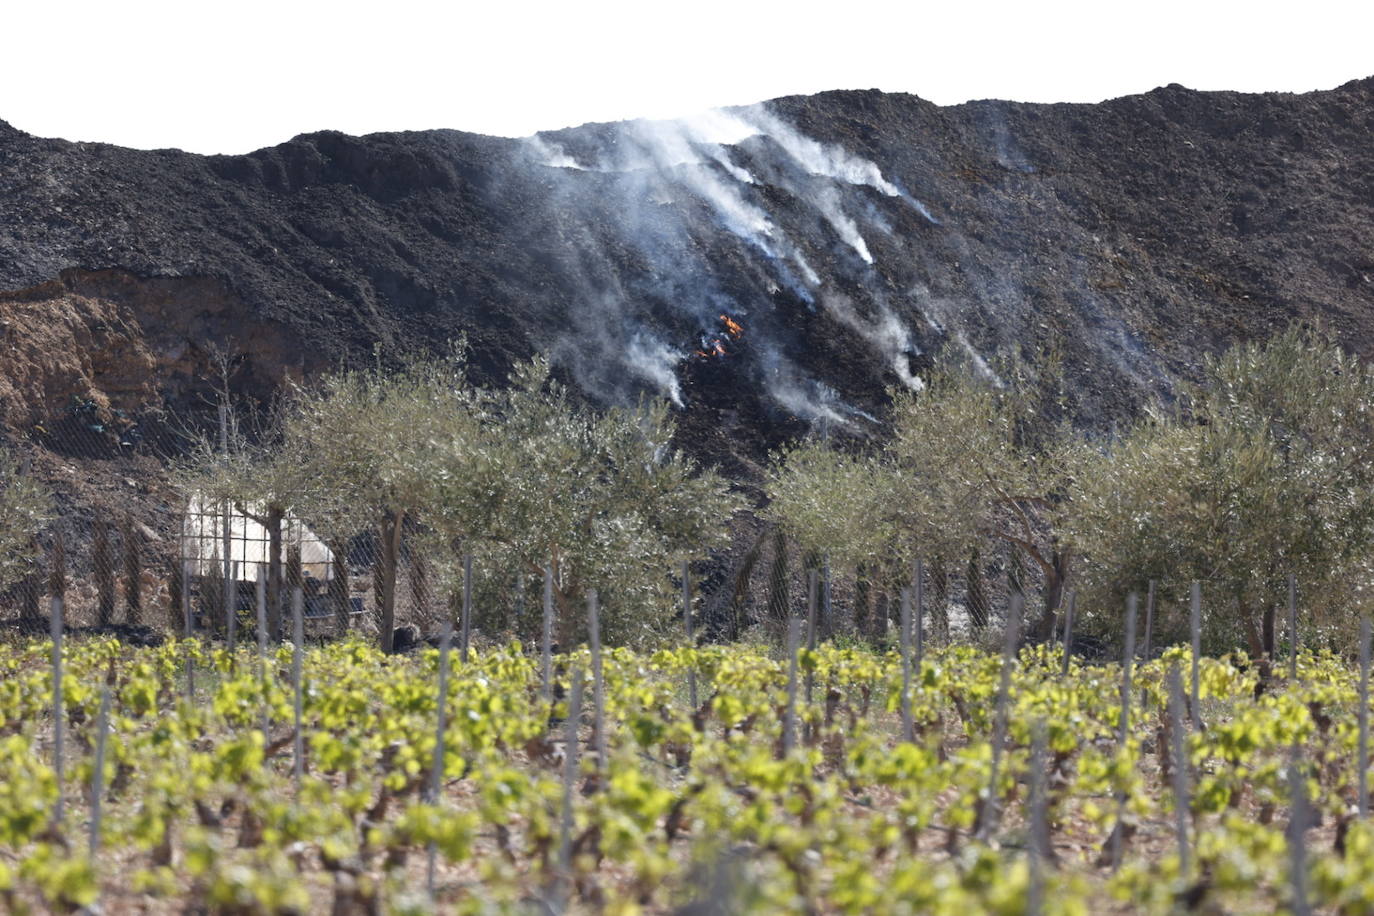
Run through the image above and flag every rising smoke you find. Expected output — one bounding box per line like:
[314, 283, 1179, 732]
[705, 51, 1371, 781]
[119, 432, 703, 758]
[520, 103, 941, 424]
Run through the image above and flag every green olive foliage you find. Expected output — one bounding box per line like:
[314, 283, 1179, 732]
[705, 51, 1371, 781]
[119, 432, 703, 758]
[420, 358, 742, 646]
[245, 352, 740, 648]
[1070, 326, 1374, 655]
[766, 361, 1075, 636]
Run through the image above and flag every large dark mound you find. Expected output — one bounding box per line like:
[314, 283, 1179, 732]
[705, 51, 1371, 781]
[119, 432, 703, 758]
[2, 78, 1373, 502]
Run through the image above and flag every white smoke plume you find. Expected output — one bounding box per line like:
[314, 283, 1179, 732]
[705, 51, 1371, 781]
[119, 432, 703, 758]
[516, 103, 945, 422]
[744, 108, 902, 196]
[761, 353, 853, 428]
[529, 136, 585, 170]
[824, 294, 924, 390]
[626, 335, 685, 406]
[816, 185, 873, 264]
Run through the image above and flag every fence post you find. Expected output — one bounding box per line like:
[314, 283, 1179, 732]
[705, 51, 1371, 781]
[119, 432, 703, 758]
[588, 591, 606, 773]
[1359, 616, 1370, 819]
[182, 560, 195, 700]
[1140, 579, 1155, 708]
[124, 515, 143, 627]
[331, 539, 351, 637]
[90, 685, 111, 859]
[426, 619, 453, 899]
[1028, 718, 1048, 916]
[218, 404, 233, 644]
[978, 592, 1022, 842]
[1109, 593, 1139, 872]
[1288, 574, 1299, 681]
[1142, 579, 1155, 660]
[1167, 663, 1191, 879]
[95, 521, 115, 628]
[683, 561, 697, 711]
[899, 587, 914, 743]
[50, 595, 64, 827]
[914, 558, 925, 675]
[557, 667, 584, 905]
[1288, 743, 1311, 916]
[782, 617, 801, 756]
[822, 555, 833, 641]
[805, 568, 818, 650]
[257, 564, 268, 736]
[1060, 591, 1076, 678]
[292, 587, 304, 796]
[460, 553, 473, 664]
[1190, 582, 1203, 730]
[805, 569, 818, 741]
[541, 565, 554, 705]
[49, 531, 66, 626]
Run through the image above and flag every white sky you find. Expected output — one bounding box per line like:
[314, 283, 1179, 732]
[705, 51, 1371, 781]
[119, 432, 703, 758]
[3, 0, 1372, 155]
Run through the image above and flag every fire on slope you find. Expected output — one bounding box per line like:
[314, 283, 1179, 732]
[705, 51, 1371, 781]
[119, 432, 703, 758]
[694, 313, 744, 359]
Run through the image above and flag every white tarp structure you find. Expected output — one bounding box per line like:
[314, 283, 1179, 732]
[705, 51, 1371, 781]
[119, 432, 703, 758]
[181, 495, 334, 581]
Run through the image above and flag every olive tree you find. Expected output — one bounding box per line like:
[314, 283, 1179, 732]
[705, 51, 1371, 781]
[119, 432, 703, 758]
[276, 352, 738, 649]
[1071, 326, 1374, 663]
[766, 360, 1075, 640]
[424, 359, 741, 647]
[281, 354, 474, 651]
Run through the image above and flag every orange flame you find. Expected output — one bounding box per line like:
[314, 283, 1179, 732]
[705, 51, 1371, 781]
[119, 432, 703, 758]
[694, 315, 742, 359]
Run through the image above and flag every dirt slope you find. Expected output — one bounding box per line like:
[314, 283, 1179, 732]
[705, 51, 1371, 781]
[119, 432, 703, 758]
[1, 78, 1372, 501]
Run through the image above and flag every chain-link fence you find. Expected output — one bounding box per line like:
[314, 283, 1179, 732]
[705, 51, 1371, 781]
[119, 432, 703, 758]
[2, 411, 1030, 649]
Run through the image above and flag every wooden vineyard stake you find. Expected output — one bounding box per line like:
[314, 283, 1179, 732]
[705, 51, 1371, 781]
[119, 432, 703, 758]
[782, 617, 801, 756]
[1109, 593, 1139, 872]
[1028, 718, 1048, 916]
[461, 553, 473, 664]
[1190, 582, 1203, 730]
[541, 565, 554, 704]
[292, 587, 304, 795]
[978, 592, 1022, 842]
[90, 685, 111, 858]
[805, 569, 818, 742]
[1167, 663, 1191, 879]
[429, 620, 454, 802]
[588, 591, 606, 773]
[50, 595, 65, 826]
[1288, 743, 1311, 916]
[1288, 574, 1299, 681]
[426, 619, 454, 899]
[1061, 591, 1076, 678]
[557, 666, 584, 902]
[256, 564, 269, 735]
[1360, 616, 1370, 819]
[182, 559, 195, 700]
[683, 561, 697, 712]
[899, 587, 914, 744]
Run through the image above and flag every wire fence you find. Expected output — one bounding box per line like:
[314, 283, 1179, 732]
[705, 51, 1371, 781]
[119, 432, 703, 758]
[3, 504, 1025, 654]
[2, 412, 1025, 648]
